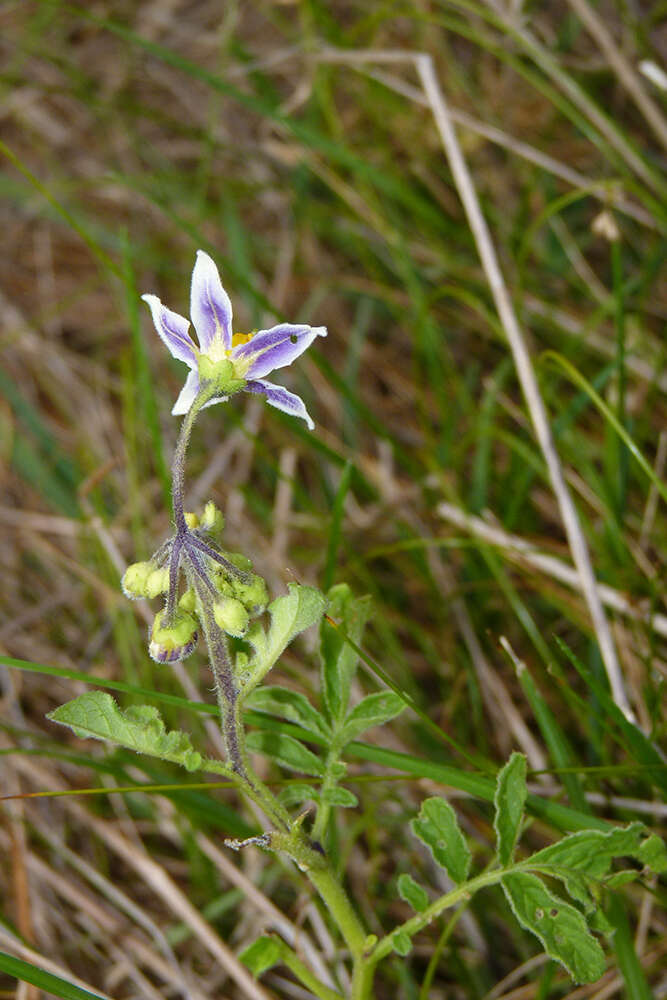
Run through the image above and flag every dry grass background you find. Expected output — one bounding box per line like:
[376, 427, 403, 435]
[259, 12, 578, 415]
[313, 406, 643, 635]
[1, 1, 666, 998]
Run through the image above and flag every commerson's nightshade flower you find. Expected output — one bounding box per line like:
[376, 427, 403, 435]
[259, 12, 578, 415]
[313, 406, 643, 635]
[142, 251, 326, 429]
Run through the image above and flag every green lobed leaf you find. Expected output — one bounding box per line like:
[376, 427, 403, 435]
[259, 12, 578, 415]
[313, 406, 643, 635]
[320, 584, 372, 725]
[397, 873, 429, 913]
[494, 752, 527, 865]
[411, 797, 471, 884]
[246, 730, 324, 776]
[245, 685, 331, 739]
[501, 872, 606, 983]
[391, 931, 413, 957]
[637, 833, 667, 872]
[48, 692, 203, 771]
[339, 691, 405, 745]
[245, 584, 325, 689]
[527, 823, 660, 910]
[278, 783, 319, 807]
[239, 936, 283, 977]
[320, 786, 358, 808]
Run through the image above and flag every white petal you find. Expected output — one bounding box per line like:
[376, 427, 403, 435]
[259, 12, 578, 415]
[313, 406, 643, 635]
[245, 379, 315, 430]
[171, 369, 200, 415]
[190, 250, 233, 353]
[141, 294, 197, 369]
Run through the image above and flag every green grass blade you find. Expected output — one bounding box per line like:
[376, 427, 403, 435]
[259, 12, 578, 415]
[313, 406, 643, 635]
[322, 460, 353, 590]
[605, 897, 653, 1000]
[0, 952, 107, 1000]
[542, 351, 667, 505]
[555, 637, 667, 797]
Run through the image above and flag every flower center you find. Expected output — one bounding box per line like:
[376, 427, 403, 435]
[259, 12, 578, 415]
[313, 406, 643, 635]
[231, 332, 254, 348]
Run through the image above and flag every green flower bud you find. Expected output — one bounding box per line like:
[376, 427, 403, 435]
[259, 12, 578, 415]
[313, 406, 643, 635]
[179, 588, 197, 613]
[145, 567, 170, 599]
[121, 561, 154, 599]
[232, 573, 268, 615]
[184, 511, 199, 530]
[213, 597, 249, 638]
[149, 609, 198, 663]
[211, 551, 253, 596]
[200, 500, 224, 534]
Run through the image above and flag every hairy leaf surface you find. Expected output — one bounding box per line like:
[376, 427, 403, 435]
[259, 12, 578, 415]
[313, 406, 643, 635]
[48, 691, 203, 771]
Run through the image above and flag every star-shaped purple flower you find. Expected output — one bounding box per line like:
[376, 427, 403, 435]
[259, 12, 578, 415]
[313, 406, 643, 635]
[142, 251, 326, 430]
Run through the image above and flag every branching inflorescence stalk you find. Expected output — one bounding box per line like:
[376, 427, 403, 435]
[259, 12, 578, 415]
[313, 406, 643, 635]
[170, 388, 370, 992]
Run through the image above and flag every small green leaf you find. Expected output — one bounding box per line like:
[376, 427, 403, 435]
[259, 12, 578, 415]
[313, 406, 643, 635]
[320, 786, 358, 808]
[48, 692, 203, 771]
[320, 584, 371, 724]
[397, 873, 429, 913]
[246, 730, 324, 776]
[339, 691, 405, 744]
[502, 872, 605, 983]
[245, 685, 331, 739]
[391, 931, 413, 957]
[239, 936, 283, 977]
[265, 584, 326, 663]
[245, 584, 325, 689]
[411, 798, 471, 884]
[278, 783, 319, 807]
[494, 752, 527, 865]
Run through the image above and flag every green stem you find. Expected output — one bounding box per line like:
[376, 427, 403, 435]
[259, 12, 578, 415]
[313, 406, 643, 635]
[278, 943, 344, 1000]
[171, 382, 216, 531]
[418, 905, 464, 999]
[611, 235, 627, 517]
[311, 741, 343, 845]
[370, 868, 504, 966]
[169, 384, 371, 991]
[306, 866, 367, 959]
[350, 956, 375, 1000]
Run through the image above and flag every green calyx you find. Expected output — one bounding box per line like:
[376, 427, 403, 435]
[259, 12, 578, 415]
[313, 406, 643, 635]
[179, 588, 197, 613]
[232, 573, 268, 614]
[149, 609, 199, 663]
[212, 561, 268, 616]
[198, 356, 246, 395]
[213, 597, 249, 637]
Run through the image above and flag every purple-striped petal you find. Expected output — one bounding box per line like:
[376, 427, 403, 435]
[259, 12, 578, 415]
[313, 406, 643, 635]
[233, 324, 326, 381]
[171, 369, 200, 415]
[190, 250, 233, 353]
[245, 379, 315, 430]
[142, 294, 198, 368]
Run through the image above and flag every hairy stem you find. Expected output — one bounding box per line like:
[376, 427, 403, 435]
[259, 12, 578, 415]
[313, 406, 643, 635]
[171, 385, 370, 990]
[306, 867, 367, 961]
[171, 382, 216, 532]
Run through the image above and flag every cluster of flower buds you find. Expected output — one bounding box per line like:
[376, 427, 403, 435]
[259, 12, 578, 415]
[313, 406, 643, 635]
[122, 500, 269, 663]
[209, 550, 268, 639]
